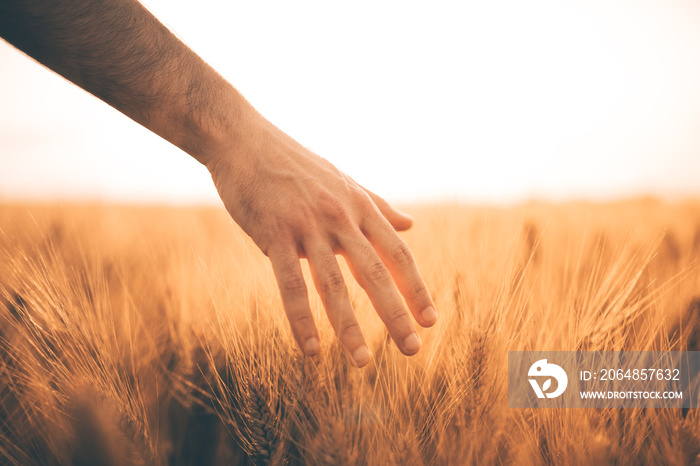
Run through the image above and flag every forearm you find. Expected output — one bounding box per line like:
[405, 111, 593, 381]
[0, 0, 436, 365]
[0, 0, 242, 164]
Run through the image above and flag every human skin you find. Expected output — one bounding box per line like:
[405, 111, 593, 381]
[0, 0, 437, 367]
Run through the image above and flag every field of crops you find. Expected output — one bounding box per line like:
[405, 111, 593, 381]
[1, 199, 699, 465]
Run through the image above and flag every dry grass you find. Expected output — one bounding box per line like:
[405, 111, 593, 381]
[0, 199, 698, 465]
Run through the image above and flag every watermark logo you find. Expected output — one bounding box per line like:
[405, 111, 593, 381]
[528, 359, 568, 398]
[510, 352, 696, 408]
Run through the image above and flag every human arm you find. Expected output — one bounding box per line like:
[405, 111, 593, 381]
[0, 0, 438, 367]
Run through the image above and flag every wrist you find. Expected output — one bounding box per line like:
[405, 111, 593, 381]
[177, 84, 252, 169]
[141, 59, 253, 170]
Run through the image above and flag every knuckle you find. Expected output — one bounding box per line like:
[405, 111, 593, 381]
[270, 202, 314, 233]
[268, 219, 297, 245]
[316, 189, 340, 211]
[297, 204, 317, 226]
[318, 191, 352, 225]
[351, 186, 374, 209]
[268, 218, 291, 240]
[280, 273, 306, 294]
[410, 279, 428, 297]
[339, 319, 362, 339]
[320, 272, 346, 296]
[390, 240, 414, 266]
[286, 207, 314, 231]
[387, 306, 410, 326]
[292, 313, 315, 328]
[367, 261, 391, 284]
[330, 206, 352, 226]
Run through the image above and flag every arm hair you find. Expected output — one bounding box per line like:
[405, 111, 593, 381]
[0, 0, 243, 161]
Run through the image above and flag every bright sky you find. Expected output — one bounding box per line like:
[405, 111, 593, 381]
[1, 0, 699, 204]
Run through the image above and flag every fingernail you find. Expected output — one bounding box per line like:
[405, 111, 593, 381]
[421, 306, 437, 325]
[352, 346, 371, 367]
[402, 333, 422, 354]
[304, 337, 320, 356]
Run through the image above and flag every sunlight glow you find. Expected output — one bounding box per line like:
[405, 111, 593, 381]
[1, 0, 699, 203]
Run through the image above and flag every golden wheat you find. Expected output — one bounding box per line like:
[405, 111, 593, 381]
[0, 199, 698, 465]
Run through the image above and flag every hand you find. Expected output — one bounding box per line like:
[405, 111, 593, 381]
[0, 0, 433, 367]
[206, 105, 437, 367]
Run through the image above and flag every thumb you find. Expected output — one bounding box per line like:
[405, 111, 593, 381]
[363, 188, 414, 231]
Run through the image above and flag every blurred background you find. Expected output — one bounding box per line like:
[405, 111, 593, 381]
[1, 0, 699, 205]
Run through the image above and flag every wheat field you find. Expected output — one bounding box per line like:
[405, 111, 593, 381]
[0, 199, 699, 465]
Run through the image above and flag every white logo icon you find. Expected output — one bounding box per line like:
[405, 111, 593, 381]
[528, 359, 568, 398]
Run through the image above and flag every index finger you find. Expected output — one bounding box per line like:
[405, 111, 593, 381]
[362, 217, 437, 328]
[339, 232, 421, 355]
